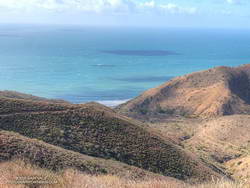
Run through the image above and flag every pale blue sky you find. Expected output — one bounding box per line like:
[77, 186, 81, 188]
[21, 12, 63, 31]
[0, 0, 249, 28]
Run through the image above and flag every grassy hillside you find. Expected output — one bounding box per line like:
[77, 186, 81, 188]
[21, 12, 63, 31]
[0, 130, 162, 180]
[0, 96, 76, 115]
[225, 156, 250, 182]
[186, 115, 250, 161]
[184, 115, 250, 182]
[0, 90, 68, 103]
[144, 114, 250, 183]
[0, 160, 247, 188]
[117, 64, 250, 119]
[0, 95, 221, 182]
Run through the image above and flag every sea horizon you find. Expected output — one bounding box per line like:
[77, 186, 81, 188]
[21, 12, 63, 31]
[1, 24, 250, 106]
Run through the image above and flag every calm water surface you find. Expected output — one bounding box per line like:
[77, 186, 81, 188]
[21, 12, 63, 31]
[0, 25, 250, 105]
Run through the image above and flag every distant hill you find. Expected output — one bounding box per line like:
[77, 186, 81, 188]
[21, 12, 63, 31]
[0, 93, 221, 182]
[0, 90, 75, 114]
[0, 90, 68, 103]
[117, 64, 250, 119]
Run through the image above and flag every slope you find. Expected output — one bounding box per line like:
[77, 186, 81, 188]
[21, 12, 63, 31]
[0, 94, 221, 182]
[117, 64, 250, 119]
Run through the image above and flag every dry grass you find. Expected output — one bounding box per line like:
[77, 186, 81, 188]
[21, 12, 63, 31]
[0, 130, 166, 180]
[183, 115, 250, 182]
[0, 160, 249, 188]
[225, 156, 250, 182]
[117, 64, 250, 119]
[0, 97, 220, 182]
[0, 160, 64, 188]
[146, 115, 250, 183]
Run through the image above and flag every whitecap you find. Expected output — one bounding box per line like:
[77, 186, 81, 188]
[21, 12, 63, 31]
[97, 99, 130, 107]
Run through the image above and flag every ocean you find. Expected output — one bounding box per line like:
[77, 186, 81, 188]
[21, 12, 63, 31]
[0, 24, 250, 106]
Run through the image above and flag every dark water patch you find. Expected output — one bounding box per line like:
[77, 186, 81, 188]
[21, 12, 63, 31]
[91, 64, 116, 67]
[112, 76, 173, 83]
[101, 50, 179, 56]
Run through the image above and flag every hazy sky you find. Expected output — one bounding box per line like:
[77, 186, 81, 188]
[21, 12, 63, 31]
[0, 0, 249, 28]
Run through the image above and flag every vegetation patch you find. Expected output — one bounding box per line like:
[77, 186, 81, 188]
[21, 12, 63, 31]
[0, 97, 221, 182]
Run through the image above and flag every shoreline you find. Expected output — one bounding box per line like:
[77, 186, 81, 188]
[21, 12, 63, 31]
[96, 99, 130, 107]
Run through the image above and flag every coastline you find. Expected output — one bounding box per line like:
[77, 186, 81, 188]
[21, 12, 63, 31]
[97, 99, 130, 107]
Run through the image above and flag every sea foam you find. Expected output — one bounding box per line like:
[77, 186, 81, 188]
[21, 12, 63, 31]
[97, 99, 130, 107]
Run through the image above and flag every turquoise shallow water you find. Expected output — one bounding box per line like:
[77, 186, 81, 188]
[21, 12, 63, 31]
[0, 24, 250, 105]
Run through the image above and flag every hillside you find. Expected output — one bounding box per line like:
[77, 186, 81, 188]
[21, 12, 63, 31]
[142, 114, 250, 183]
[0, 130, 163, 180]
[0, 94, 221, 182]
[0, 90, 68, 103]
[117, 64, 250, 119]
[184, 115, 250, 182]
[186, 115, 250, 162]
[225, 156, 250, 182]
[0, 91, 76, 114]
[2, 160, 244, 188]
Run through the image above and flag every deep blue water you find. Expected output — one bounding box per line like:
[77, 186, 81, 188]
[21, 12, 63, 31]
[0, 24, 250, 106]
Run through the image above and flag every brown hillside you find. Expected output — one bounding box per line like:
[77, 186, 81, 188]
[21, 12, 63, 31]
[0, 160, 186, 188]
[225, 156, 250, 183]
[184, 115, 250, 182]
[117, 64, 250, 119]
[0, 90, 68, 103]
[0, 91, 77, 114]
[143, 115, 250, 182]
[0, 94, 221, 182]
[186, 115, 250, 162]
[1, 160, 245, 188]
[0, 130, 163, 180]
